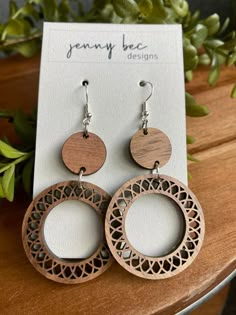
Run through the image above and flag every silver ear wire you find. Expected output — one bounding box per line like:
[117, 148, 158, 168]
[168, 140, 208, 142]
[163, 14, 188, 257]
[139, 81, 153, 134]
[82, 80, 92, 137]
[140, 80, 153, 103]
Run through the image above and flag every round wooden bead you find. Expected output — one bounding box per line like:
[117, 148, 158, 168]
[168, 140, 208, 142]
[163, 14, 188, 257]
[62, 132, 106, 175]
[130, 128, 172, 169]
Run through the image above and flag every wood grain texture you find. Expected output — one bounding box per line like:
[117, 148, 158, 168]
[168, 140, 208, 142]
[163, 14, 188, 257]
[62, 132, 106, 175]
[191, 284, 230, 315]
[0, 54, 40, 111]
[22, 180, 113, 284]
[105, 174, 204, 279]
[186, 66, 236, 154]
[0, 55, 235, 315]
[0, 54, 40, 144]
[130, 128, 172, 169]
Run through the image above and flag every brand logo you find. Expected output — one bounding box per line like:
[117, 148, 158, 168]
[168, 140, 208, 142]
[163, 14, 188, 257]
[66, 34, 158, 61]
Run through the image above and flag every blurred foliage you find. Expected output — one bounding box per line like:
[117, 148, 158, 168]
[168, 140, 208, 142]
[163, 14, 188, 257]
[0, 109, 36, 201]
[0, 0, 236, 201]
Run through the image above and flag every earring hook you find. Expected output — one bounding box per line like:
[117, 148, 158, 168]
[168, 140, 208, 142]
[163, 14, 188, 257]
[140, 80, 153, 103]
[83, 80, 89, 105]
[139, 80, 153, 134]
[82, 80, 92, 137]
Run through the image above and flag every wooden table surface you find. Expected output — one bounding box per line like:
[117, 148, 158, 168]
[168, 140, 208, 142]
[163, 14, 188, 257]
[0, 55, 235, 315]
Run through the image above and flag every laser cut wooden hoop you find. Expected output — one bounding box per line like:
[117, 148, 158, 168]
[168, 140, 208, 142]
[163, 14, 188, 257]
[105, 174, 205, 279]
[22, 180, 113, 284]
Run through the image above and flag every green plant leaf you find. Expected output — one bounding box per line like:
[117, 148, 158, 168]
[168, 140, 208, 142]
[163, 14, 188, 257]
[28, 0, 43, 4]
[231, 84, 236, 98]
[1, 19, 31, 40]
[188, 171, 192, 180]
[191, 24, 208, 48]
[226, 52, 236, 66]
[93, 0, 109, 9]
[0, 177, 5, 198]
[0, 164, 11, 174]
[9, 0, 18, 17]
[215, 51, 226, 65]
[0, 109, 14, 120]
[13, 39, 39, 57]
[57, 0, 71, 22]
[17, 3, 39, 19]
[13, 109, 36, 144]
[1, 136, 11, 145]
[204, 39, 224, 49]
[2, 165, 15, 202]
[218, 17, 230, 35]
[186, 103, 209, 116]
[187, 135, 195, 144]
[185, 92, 209, 117]
[169, 0, 189, 18]
[22, 157, 34, 194]
[185, 10, 200, 31]
[183, 38, 198, 71]
[0, 162, 8, 168]
[220, 38, 236, 50]
[145, 0, 167, 23]
[198, 53, 211, 65]
[203, 13, 220, 36]
[138, 0, 153, 16]
[0, 140, 26, 159]
[187, 153, 199, 162]
[185, 70, 193, 82]
[113, 0, 139, 18]
[208, 53, 220, 86]
[42, 0, 57, 21]
[0, 152, 33, 174]
[29, 106, 37, 122]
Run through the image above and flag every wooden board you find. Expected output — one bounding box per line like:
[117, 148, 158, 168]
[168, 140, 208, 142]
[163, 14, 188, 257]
[191, 284, 230, 315]
[0, 55, 235, 315]
[187, 66, 236, 154]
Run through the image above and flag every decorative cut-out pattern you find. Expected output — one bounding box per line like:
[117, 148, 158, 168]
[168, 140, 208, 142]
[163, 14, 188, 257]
[105, 174, 205, 279]
[22, 181, 113, 284]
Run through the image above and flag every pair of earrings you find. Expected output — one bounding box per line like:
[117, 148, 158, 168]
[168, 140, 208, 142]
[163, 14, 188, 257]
[22, 81, 205, 284]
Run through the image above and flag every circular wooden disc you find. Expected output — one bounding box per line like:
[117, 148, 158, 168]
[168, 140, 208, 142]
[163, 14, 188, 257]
[130, 128, 172, 169]
[62, 132, 106, 175]
[105, 174, 205, 279]
[22, 180, 113, 284]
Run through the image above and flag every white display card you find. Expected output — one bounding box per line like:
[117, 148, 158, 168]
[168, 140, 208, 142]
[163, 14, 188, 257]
[35, 22, 187, 259]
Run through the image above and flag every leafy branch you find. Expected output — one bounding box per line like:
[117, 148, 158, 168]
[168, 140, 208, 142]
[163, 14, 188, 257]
[0, 0, 236, 201]
[0, 108, 36, 201]
[1, 1, 235, 93]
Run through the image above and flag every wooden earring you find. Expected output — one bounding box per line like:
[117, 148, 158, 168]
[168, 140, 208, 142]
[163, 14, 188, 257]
[22, 81, 113, 284]
[105, 81, 205, 280]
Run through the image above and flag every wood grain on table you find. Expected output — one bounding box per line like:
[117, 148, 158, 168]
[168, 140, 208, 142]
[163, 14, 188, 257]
[0, 55, 235, 315]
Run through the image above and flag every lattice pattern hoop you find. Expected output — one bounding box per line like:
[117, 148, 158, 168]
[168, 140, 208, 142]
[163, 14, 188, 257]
[105, 174, 205, 279]
[22, 181, 113, 284]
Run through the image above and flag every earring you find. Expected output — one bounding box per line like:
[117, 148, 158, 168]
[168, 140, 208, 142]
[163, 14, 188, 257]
[22, 80, 113, 284]
[105, 81, 205, 279]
